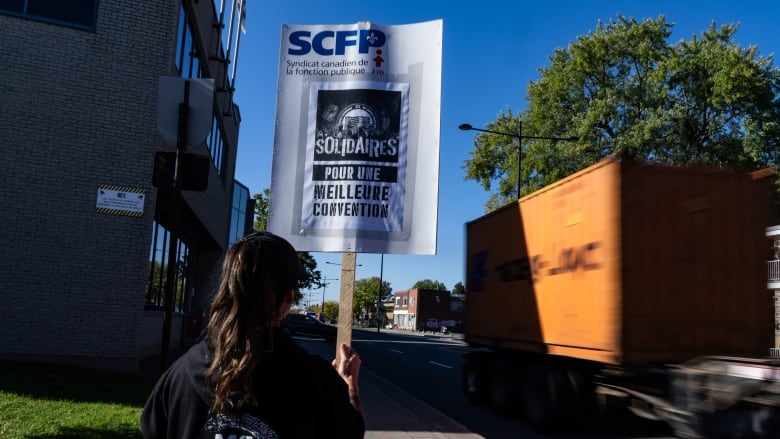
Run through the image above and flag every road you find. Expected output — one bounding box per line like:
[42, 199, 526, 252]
[297, 328, 677, 439]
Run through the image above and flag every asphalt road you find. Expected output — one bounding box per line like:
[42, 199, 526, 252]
[298, 328, 678, 439]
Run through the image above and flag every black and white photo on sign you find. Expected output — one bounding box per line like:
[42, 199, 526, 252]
[302, 82, 409, 232]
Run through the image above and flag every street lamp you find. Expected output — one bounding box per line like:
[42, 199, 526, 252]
[325, 260, 362, 321]
[459, 122, 578, 199]
[377, 253, 384, 333]
[320, 277, 338, 322]
[331, 258, 384, 332]
[326, 261, 363, 268]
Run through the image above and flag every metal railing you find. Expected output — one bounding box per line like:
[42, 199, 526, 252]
[769, 260, 780, 282]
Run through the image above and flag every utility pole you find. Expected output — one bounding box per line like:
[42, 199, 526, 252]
[320, 277, 338, 321]
[160, 80, 189, 372]
[377, 253, 383, 333]
[155, 77, 213, 373]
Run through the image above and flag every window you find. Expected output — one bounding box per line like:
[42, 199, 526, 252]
[229, 181, 250, 245]
[0, 0, 98, 29]
[206, 116, 225, 174]
[146, 220, 191, 313]
[403, 297, 408, 306]
[175, 6, 201, 79]
[410, 297, 415, 305]
[177, 5, 225, 174]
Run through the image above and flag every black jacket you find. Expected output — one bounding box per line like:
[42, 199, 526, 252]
[141, 329, 365, 438]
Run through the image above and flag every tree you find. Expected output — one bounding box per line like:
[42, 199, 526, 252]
[412, 279, 448, 291]
[252, 189, 322, 295]
[451, 281, 466, 296]
[464, 15, 780, 211]
[252, 189, 270, 232]
[311, 300, 339, 322]
[322, 300, 339, 321]
[353, 277, 392, 320]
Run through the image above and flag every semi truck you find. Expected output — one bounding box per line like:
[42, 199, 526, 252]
[462, 157, 780, 438]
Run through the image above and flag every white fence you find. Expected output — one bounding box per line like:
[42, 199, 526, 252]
[769, 260, 780, 282]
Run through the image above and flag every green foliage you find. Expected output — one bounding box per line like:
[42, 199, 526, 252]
[412, 279, 447, 290]
[353, 277, 392, 317]
[451, 281, 466, 296]
[252, 189, 323, 294]
[464, 15, 780, 211]
[323, 300, 339, 320]
[296, 252, 322, 292]
[252, 188, 270, 232]
[311, 300, 339, 321]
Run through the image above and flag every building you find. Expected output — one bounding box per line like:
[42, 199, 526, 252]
[1, 0, 254, 373]
[392, 288, 463, 332]
[768, 225, 780, 357]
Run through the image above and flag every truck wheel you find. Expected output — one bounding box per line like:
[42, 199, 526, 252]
[521, 363, 560, 430]
[489, 357, 522, 417]
[462, 352, 490, 405]
[521, 363, 587, 431]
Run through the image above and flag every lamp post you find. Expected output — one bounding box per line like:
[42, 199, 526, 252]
[326, 261, 363, 270]
[326, 260, 362, 326]
[320, 277, 338, 321]
[459, 122, 578, 199]
[377, 253, 384, 333]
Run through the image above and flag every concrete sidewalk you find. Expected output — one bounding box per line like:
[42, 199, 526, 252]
[359, 363, 483, 439]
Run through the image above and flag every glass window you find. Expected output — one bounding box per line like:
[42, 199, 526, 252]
[1, 0, 98, 29]
[176, 6, 224, 174]
[206, 116, 225, 174]
[146, 220, 190, 313]
[229, 181, 250, 245]
[175, 6, 201, 79]
[175, 8, 186, 73]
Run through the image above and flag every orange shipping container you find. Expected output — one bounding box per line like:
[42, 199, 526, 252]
[465, 157, 775, 366]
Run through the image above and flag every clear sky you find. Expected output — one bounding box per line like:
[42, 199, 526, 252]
[232, 0, 779, 304]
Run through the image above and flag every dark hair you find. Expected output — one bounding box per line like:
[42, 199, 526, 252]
[204, 231, 300, 413]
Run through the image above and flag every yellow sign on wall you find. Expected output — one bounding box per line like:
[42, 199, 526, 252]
[95, 184, 145, 217]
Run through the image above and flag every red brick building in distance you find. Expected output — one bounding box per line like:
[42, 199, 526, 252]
[392, 288, 463, 332]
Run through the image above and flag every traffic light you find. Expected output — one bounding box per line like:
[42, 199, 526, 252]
[152, 151, 210, 192]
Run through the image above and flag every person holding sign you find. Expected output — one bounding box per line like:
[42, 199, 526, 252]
[141, 231, 364, 438]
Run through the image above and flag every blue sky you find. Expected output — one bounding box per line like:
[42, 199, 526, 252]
[232, 0, 779, 303]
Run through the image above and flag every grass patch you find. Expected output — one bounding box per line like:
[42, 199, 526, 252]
[0, 360, 155, 439]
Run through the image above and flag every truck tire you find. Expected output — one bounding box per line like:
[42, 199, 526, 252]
[521, 363, 590, 431]
[462, 351, 491, 405]
[489, 357, 523, 417]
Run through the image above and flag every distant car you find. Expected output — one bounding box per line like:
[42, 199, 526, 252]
[281, 313, 337, 342]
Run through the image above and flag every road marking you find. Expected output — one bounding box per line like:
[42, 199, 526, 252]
[429, 361, 452, 369]
[390, 349, 404, 354]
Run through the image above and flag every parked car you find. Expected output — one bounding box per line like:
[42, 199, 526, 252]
[281, 313, 337, 342]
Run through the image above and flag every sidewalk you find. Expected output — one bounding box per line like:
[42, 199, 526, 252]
[359, 362, 483, 439]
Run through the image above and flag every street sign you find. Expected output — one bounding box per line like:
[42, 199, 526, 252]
[157, 77, 214, 148]
[152, 151, 210, 192]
